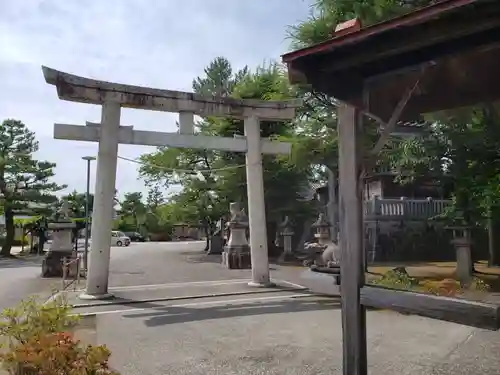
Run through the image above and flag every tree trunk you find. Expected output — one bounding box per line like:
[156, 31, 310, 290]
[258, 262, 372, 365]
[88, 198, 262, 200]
[0, 208, 15, 257]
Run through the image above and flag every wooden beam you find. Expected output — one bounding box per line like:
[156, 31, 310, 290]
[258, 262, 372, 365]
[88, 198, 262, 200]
[42, 66, 302, 121]
[337, 104, 367, 375]
[317, 3, 500, 74]
[53, 123, 292, 155]
[361, 286, 500, 331]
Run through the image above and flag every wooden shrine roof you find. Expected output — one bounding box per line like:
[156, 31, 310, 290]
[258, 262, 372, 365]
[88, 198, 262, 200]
[282, 0, 500, 122]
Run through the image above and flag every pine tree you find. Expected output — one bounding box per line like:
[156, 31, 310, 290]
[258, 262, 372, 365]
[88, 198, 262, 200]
[0, 119, 65, 256]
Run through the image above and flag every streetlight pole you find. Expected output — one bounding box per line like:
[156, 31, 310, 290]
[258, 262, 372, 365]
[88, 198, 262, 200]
[82, 156, 96, 273]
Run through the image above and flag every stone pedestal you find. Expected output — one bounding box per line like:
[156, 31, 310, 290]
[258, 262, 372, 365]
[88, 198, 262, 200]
[448, 226, 474, 287]
[222, 203, 251, 269]
[42, 221, 77, 278]
[209, 235, 224, 255]
[452, 237, 473, 287]
[208, 218, 225, 255]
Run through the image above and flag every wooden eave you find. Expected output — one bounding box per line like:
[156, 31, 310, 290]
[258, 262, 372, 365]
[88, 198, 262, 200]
[282, 0, 500, 122]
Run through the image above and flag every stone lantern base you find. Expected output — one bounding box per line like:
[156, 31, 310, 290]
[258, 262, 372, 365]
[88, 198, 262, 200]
[222, 244, 251, 269]
[42, 250, 78, 278]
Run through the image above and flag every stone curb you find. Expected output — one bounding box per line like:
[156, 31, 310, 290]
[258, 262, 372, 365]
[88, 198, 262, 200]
[71, 287, 310, 308]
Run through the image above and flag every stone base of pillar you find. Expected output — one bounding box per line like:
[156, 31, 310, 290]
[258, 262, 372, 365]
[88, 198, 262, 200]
[248, 280, 276, 288]
[208, 235, 224, 255]
[278, 251, 298, 263]
[222, 245, 251, 269]
[78, 292, 114, 301]
[41, 251, 76, 278]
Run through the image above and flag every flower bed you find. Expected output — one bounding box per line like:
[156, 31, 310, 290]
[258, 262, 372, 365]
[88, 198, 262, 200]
[0, 296, 119, 375]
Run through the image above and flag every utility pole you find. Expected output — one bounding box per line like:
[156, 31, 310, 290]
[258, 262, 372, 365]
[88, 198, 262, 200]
[82, 156, 96, 273]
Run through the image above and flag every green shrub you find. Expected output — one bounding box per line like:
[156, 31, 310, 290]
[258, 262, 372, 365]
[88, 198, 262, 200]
[471, 277, 491, 292]
[0, 296, 119, 375]
[371, 267, 420, 290]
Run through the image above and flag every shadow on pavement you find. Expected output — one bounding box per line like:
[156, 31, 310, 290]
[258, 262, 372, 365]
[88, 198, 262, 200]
[121, 297, 340, 327]
[0, 256, 43, 268]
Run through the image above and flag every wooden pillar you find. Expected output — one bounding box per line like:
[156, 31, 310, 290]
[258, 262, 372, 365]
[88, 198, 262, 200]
[338, 104, 367, 375]
[327, 167, 338, 243]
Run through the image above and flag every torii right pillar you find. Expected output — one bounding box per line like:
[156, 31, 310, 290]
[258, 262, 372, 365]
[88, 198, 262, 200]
[244, 115, 272, 286]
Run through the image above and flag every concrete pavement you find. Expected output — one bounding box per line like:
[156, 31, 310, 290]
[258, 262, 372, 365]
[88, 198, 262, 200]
[70, 291, 500, 375]
[3, 241, 500, 374]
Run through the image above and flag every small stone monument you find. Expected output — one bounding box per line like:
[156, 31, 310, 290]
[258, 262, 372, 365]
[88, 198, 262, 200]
[41, 201, 78, 278]
[222, 203, 251, 269]
[278, 216, 295, 262]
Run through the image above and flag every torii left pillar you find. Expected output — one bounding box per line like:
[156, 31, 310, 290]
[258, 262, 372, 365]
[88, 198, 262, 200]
[80, 101, 121, 299]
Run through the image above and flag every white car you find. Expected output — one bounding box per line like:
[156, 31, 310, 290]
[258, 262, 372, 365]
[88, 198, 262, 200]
[111, 231, 131, 247]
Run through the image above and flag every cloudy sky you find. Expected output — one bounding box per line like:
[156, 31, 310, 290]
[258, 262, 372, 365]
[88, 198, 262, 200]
[0, 0, 313, 200]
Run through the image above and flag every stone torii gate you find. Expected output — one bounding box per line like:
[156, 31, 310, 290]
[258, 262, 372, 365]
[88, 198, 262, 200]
[42, 66, 300, 299]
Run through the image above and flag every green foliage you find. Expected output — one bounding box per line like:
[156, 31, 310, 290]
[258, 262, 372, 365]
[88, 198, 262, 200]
[287, 0, 436, 48]
[115, 192, 148, 234]
[0, 119, 65, 256]
[0, 296, 118, 375]
[371, 268, 420, 290]
[471, 277, 491, 293]
[386, 106, 500, 225]
[0, 296, 78, 346]
[140, 59, 315, 235]
[61, 190, 94, 219]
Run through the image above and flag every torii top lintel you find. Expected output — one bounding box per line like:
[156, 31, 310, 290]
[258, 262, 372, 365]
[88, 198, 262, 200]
[282, 0, 500, 122]
[41, 66, 302, 121]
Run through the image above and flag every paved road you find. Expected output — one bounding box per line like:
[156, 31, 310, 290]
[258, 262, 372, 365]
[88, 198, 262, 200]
[0, 255, 59, 311]
[0, 241, 304, 311]
[103, 241, 304, 289]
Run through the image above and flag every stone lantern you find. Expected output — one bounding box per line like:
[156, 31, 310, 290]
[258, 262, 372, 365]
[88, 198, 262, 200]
[278, 216, 295, 262]
[222, 203, 251, 269]
[41, 201, 78, 277]
[313, 213, 331, 246]
[311, 212, 341, 268]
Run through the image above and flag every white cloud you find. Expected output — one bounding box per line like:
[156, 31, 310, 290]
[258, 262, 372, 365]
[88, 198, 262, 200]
[0, 0, 313, 199]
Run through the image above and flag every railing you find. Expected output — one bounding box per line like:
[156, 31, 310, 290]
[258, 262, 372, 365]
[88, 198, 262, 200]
[364, 197, 451, 220]
[61, 254, 82, 291]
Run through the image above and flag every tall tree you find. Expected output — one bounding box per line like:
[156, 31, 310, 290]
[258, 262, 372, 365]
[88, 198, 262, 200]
[140, 59, 314, 251]
[119, 192, 147, 231]
[146, 185, 165, 211]
[290, 1, 500, 267]
[0, 119, 65, 256]
[62, 190, 94, 218]
[192, 56, 248, 98]
[288, 0, 436, 49]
